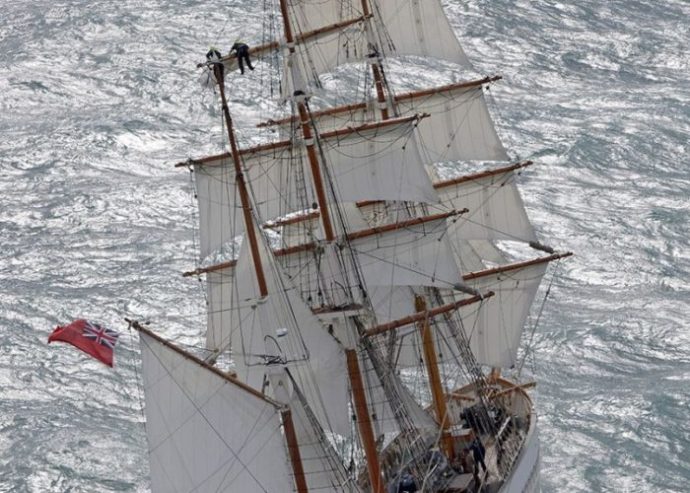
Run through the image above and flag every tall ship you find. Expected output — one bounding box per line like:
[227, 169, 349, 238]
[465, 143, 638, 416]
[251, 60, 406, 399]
[129, 0, 571, 491]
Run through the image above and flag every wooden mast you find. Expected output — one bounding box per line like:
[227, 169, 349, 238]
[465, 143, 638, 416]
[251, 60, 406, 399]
[281, 408, 309, 493]
[360, 0, 390, 120]
[278, 0, 335, 241]
[216, 59, 310, 489]
[213, 64, 268, 296]
[345, 349, 384, 493]
[415, 295, 455, 460]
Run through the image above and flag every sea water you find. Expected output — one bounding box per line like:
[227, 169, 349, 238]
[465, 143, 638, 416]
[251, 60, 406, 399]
[1, 1, 688, 492]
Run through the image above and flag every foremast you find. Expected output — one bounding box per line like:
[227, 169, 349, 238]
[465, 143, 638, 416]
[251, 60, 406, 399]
[204, 60, 311, 491]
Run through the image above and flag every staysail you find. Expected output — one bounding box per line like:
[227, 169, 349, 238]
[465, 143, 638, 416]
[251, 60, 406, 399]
[138, 328, 294, 493]
[205, 223, 352, 437]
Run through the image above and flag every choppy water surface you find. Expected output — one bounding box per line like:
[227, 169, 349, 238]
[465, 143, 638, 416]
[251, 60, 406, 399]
[1, 1, 688, 492]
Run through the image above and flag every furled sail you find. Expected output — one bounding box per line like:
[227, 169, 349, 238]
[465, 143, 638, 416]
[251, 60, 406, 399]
[267, 202, 369, 247]
[138, 329, 294, 493]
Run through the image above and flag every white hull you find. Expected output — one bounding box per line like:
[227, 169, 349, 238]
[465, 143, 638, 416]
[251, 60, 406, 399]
[499, 413, 541, 493]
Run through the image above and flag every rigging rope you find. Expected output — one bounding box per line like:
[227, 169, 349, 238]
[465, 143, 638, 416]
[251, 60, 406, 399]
[517, 258, 562, 379]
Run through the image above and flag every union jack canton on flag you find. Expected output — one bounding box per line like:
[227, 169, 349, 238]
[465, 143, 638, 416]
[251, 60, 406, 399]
[48, 319, 120, 367]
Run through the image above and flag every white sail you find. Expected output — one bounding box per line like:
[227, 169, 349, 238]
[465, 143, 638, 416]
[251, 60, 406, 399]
[359, 347, 438, 434]
[452, 239, 509, 272]
[276, 0, 471, 97]
[193, 117, 437, 256]
[277, 214, 460, 308]
[206, 264, 236, 351]
[372, 0, 471, 66]
[280, 18, 368, 98]
[436, 167, 538, 243]
[194, 161, 244, 258]
[285, 380, 362, 492]
[193, 149, 316, 255]
[288, 0, 471, 66]
[318, 117, 438, 204]
[134, 0, 569, 489]
[453, 240, 488, 272]
[352, 217, 462, 289]
[289, 0, 363, 30]
[267, 83, 508, 164]
[467, 239, 508, 265]
[138, 331, 293, 493]
[458, 261, 549, 367]
[372, 259, 551, 370]
[368, 285, 416, 325]
[398, 85, 509, 162]
[206, 228, 352, 436]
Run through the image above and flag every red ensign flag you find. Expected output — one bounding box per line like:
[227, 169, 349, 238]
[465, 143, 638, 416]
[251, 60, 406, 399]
[48, 319, 119, 367]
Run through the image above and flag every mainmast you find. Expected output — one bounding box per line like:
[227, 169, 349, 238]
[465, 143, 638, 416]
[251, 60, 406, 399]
[278, 0, 335, 241]
[359, 0, 391, 120]
[276, 2, 395, 489]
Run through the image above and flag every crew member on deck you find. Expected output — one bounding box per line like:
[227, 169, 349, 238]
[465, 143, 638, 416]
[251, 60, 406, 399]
[230, 40, 254, 74]
[397, 470, 418, 493]
[470, 436, 487, 478]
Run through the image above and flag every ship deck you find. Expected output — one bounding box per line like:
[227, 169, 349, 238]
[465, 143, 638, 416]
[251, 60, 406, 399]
[360, 376, 535, 492]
